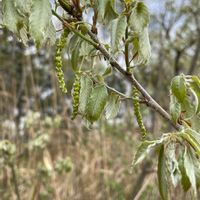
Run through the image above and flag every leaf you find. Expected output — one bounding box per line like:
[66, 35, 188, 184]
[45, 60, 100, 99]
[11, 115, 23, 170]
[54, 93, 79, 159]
[18, 21, 29, 44]
[129, 2, 149, 33]
[171, 74, 187, 103]
[186, 128, 200, 146]
[79, 75, 93, 114]
[79, 40, 95, 57]
[86, 85, 108, 122]
[169, 95, 181, 124]
[189, 76, 200, 113]
[29, 0, 52, 48]
[180, 132, 200, 156]
[134, 139, 164, 165]
[133, 27, 151, 65]
[191, 115, 200, 132]
[67, 34, 80, 54]
[110, 15, 127, 52]
[179, 151, 191, 192]
[2, 0, 23, 33]
[165, 143, 181, 187]
[184, 147, 197, 195]
[14, 0, 32, 16]
[44, 21, 56, 47]
[71, 41, 81, 71]
[97, 0, 118, 23]
[157, 145, 168, 200]
[105, 94, 120, 119]
[102, 66, 112, 77]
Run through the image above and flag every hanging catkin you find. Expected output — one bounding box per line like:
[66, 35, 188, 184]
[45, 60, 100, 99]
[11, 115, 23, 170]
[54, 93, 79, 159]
[132, 86, 147, 140]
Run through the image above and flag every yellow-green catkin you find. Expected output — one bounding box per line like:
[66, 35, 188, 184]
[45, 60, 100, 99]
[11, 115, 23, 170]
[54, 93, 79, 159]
[55, 29, 69, 93]
[71, 72, 81, 119]
[132, 86, 147, 140]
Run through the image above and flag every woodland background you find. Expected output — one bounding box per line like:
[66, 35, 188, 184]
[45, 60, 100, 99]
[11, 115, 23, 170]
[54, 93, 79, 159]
[0, 0, 200, 199]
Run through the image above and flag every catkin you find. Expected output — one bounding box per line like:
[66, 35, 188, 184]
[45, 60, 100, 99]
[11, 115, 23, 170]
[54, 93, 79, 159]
[55, 29, 69, 93]
[132, 86, 147, 140]
[71, 72, 81, 119]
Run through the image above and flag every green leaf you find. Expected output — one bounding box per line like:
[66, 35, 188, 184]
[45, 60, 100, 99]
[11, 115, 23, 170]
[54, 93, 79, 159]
[105, 94, 120, 119]
[169, 95, 181, 124]
[134, 139, 164, 165]
[190, 115, 200, 132]
[129, 2, 149, 33]
[14, 0, 32, 16]
[171, 74, 187, 103]
[67, 35, 80, 54]
[18, 21, 29, 44]
[29, 0, 52, 48]
[111, 15, 127, 52]
[134, 141, 155, 165]
[2, 0, 23, 33]
[102, 66, 112, 77]
[180, 132, 200, 156]
[184, 147, 197, 195]
[179, 151, 191, 192]
[186, 128, 200, 146]
[71, 41, 81, 71]
[97, 0, 118, 23]
[44, 21, 56, 47]
[189, 76, 200, 113]
[86, 85, 108, 122]
[165, 143, 181, 187]
[79, 40, 95, 57]
[157, 145, 168, 200]
[132, 28, 151, 65]
[79, 75, 93, 114]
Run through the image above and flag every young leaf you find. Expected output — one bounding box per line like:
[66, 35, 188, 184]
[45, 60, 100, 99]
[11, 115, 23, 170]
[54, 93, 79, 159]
[134, 140, 155, 165]
[86, 85, 108, 122]
[180, 132, 200, 156]
[179, 152, 191, 192]
[2, 0, 23, 33]
[157, 145, 168, 200]
[169, 95, 181, 124]
[129, 2, 150, 33]
[97, 0, 118, 23]
[71, 41, 81, 71]
[134, 139, 164, 165]
[79, 75, 93, 114]
[165, 143, 181, 187]
[131, 28, 151, 65]
[102, 66, 112, 77]
[171, 74, 187, 103]
[29, 0, 53, 48]
[105, 93, 120, 119]
[79, 40, 95, 57]
[44, 21, 56, 47]
[137, 27, 151, 65]
[189, 76, 200, 113]
[14, 0, 32, 16]
[110, 15, 127, 52]
[184, 147, 197, 195]
[186, 128, 200, 146]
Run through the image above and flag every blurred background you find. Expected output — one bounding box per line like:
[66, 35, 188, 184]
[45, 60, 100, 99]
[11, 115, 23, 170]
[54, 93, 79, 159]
[0, 0, 200, 199]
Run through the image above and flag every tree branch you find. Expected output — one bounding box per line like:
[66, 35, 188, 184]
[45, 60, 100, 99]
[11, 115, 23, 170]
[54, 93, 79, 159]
[87, 30, 180, 130]
[52, 10, 180, 131]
